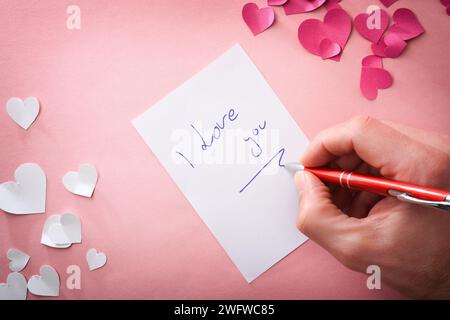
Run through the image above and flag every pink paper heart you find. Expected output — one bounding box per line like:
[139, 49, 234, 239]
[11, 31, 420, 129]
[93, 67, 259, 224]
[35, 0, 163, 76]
[441, 0, 450, 16]
[379, 0, 398, 7]
[362, 55, 383, 68]
[284, 0, 326, 15]
[242, 3, 275, 36]
[267, 0, 288, 6]
[360, 55, 393, 100]
[298, 8, 352, 61]
[371, 32, 407, 58]
[389, 8, 425, 41]
[442, 1, 450, 16]
[371, 39, 387, 57]
[383, 32, 407, 58]
[354, 9, 389, 43]
[319, 39, 341, 59]
[360, 67, 393, 100]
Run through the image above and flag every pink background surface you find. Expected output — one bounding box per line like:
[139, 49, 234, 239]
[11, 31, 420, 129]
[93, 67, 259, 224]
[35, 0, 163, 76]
[0, 0, 449, 299]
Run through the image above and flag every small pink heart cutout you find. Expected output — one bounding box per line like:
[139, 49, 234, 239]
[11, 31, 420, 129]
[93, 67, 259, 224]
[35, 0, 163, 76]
[389, 8, 425, 41]
[298, 8, 352, 61]
[242, 3, 275, 36]
[371, 32, 407, 58]
[360, 55, 393, 100]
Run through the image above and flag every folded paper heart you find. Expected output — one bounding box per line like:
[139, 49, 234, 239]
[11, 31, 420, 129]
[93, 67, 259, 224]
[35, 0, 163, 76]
[298, 8, 352, 61]
[388, 8, 425, 41]
[267, 0, 287, 6]
[361, 68, 393, 101]
[379, 0, 398, 7]
[371, 37, 387, 57]
[27, 265, 59, 297]
[382, 33, 407, 58]
[48, 213, 82, 245]
[319, 39, 341, 60]
[62, 164, 98, 197]
[370, 8, 423, 58]
[6, 97, 40, 130]
[0, 163, 46, 215]
[284, 0, 326, 15]
[0, 272, 27, 300]
[41, 213, 81, 248]
[362, 55, 384, 69]
[40, 215, 71, 248]
[86, 248, 107, 271]
[242, 3, 275, 36]
[371, 32, 407, 58]
[7, 248, 30, 272]
[354, 9, 389, 44]
[360, 55, 393, 100]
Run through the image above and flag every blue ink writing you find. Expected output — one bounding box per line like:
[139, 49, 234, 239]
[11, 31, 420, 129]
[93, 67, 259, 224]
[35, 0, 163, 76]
[191, 108, 239, 151]
[243, 120, 267, 158]
[243, 137, 262, 158]
[175, 107, 238, 168]
[176, 151, 195, 168]
[239, 148, 286, 193]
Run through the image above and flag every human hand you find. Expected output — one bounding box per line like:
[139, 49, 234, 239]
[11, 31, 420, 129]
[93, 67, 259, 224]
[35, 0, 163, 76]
[295, 116, 450, 299]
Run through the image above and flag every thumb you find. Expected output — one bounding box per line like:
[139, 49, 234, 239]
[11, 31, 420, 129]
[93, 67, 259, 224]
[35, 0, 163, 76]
[295, 171, 361, 257]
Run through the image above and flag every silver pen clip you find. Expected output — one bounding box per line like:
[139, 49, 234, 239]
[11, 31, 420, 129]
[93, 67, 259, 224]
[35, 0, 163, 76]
[388, 190, 450, 212]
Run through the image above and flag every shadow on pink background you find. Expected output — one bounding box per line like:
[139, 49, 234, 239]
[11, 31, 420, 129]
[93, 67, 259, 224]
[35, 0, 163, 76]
[0, 0, 448, 299]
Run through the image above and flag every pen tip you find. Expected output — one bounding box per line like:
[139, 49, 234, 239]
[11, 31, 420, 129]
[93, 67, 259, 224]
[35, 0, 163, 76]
[284, 163, 304, 173]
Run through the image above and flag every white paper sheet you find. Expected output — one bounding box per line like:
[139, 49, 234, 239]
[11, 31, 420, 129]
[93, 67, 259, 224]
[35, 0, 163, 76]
[132, 44, 309, 282]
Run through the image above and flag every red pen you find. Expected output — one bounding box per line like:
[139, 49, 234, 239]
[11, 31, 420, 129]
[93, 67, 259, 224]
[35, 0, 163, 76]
[285, 163, 450, 212]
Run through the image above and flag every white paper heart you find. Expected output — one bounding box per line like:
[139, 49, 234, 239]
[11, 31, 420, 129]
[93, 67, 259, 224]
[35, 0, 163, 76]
[41, 213, 81, 248]
[63, 164, 98, 197]
[6, 96, 40, 130]
[27, 265, 59, 297]
[0, 163, 46, 214]
[7, 248, 30, 272]
[86, 248, 107, 271]
[40, 216, 71, 249]
[0, 272, 27, 300]
[48, 213, 81, 245]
